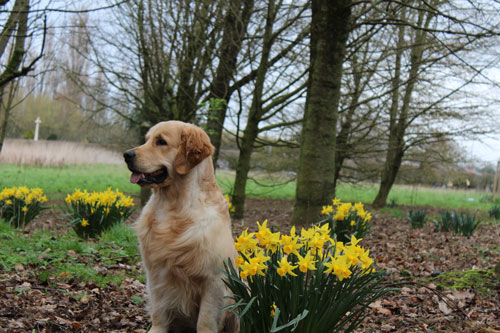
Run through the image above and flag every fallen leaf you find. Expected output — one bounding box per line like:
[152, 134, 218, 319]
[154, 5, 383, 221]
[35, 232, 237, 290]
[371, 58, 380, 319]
[450, 289, 474, 301]
[375, 307, 392, 315]
[438, 301, 452, 315]
[71, 321, 82, 329]
[57, 271, 71, 279]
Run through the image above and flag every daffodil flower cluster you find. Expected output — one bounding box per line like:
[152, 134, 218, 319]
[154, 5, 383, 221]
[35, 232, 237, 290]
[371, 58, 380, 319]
[65, 188, 135, 238]
[234, 220, 374, 282]
[0, 186, 48, 228]
[224, 220, 387, 333]
[321, 198, 372, 242]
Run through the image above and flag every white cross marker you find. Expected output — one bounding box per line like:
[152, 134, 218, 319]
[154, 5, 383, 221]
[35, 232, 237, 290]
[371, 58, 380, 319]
[34, 117, 42, 141]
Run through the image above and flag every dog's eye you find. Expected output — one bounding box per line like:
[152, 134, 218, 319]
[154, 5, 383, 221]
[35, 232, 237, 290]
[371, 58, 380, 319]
[156, 138, 167, 146]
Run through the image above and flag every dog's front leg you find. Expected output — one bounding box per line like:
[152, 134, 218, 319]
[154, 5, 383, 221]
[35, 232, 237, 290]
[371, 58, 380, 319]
[149, 311, 169, 333]
[149, 298, 171, 333]
[197, 281, 225, 333]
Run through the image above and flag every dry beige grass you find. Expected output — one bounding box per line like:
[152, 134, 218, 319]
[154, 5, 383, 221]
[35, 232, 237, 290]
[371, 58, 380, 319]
[0, 139, 124, 166]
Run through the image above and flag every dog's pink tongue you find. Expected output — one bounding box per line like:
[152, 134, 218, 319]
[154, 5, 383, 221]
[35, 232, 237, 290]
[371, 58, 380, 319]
[130, 172, 143, 184]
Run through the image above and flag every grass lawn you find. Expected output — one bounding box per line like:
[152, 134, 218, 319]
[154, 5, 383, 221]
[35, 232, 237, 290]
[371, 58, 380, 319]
[1, 163, 497, 210]
[218, 170, 496, 211]
[1, 164, 138, 199]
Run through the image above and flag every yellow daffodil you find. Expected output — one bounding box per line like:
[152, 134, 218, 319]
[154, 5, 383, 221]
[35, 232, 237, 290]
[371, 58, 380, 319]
[354, 202, 364, 211]
[240, 268, 250, 279]
[247, 251, 270, 276]
[277, 256, 298, 277]
[324, 255, 352, 281]
[349, 235, 362, 247]
[297, 251, 317, 273]
[358, 248, 374, 270]
[265, 231, 281, 253]
[81, 218, 89, 227]
[310, 233, 324, 251]
[256, 220, 272, 246]
[271, 303, 277, 318]
[235, 229, 258, 253]
[321, 205, 333, 215]
[343, 246, 360, 266]
[235, 255, 245, 268]
[332, 197, 341, 206]
[280, 234, 303, 256]
[21, 206, 28, 213]
[300, 227, 315, 243]
[334, 211, 345, 221]
[315, 223, 332, 241]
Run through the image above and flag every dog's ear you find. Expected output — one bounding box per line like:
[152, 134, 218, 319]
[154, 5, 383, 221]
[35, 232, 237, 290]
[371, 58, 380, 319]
[174, 125, 214, 175]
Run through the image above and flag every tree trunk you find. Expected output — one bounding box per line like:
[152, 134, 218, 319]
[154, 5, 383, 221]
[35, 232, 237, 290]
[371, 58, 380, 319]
[230, 0, 277, 218]
[231, 122, 258, 218]
[372, 5, 433, 209]
[206, 0, 254, 170]
[291, 0, 352, 225]
[0, 87, 8, 153]
[0, 0, 29, 90]
[372, 147, 404, 208]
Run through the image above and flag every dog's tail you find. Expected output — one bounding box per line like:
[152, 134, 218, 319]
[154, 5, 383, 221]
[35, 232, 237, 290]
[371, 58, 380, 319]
[223, 311, 240, 333]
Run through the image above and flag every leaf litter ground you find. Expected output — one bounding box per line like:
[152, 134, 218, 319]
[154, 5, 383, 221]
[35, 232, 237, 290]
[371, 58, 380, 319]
[1, 198, 499, 332]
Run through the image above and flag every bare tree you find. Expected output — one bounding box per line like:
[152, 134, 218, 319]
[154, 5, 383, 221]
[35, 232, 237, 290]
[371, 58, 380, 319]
[371, 0, 500, 208]
[205, 0, 255, 169]
[0, 0, 46, 153]
[230, 0, 309, 218]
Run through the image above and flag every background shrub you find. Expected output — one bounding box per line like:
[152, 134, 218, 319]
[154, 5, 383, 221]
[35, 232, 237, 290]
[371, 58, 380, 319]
[488, 204, 500, 220]
[407, 210, 427, 229]
[434, 211, 480, 237]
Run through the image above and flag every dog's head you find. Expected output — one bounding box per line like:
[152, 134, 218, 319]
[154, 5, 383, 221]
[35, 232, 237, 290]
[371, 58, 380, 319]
[123, 121, 214, 188]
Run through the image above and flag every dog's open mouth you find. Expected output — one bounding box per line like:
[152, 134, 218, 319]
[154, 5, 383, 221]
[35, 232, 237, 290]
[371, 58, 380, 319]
[129, 167, 168, 185]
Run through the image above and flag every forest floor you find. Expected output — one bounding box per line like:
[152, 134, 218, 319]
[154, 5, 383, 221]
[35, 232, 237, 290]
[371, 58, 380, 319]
[1, 198, 499, 332]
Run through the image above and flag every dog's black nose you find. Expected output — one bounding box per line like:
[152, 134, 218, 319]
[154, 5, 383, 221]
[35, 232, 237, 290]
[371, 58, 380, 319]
[123, 150, 136, 162]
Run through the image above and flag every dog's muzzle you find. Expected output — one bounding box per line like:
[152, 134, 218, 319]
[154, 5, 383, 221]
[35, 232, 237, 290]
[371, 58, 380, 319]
[123, 150, 169, 185]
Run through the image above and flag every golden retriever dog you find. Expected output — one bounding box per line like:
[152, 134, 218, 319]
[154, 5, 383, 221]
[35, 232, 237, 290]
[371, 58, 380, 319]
[123, 121, 239, 333]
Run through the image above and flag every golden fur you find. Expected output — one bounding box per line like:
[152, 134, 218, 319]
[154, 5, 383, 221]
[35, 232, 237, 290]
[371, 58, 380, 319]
[127, 121, 239, 333]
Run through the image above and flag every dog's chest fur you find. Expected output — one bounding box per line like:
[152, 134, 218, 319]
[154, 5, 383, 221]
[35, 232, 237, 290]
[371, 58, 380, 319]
[136, 189, 233, 318]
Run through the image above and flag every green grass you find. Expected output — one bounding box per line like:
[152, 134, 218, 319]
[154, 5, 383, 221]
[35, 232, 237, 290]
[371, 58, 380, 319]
[0, 164, 138, 199]
[218, 171, 494, 211]
[0, 220, 142, 286]
[1, 163, 495, 211]
[217, 171, 296, 199]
